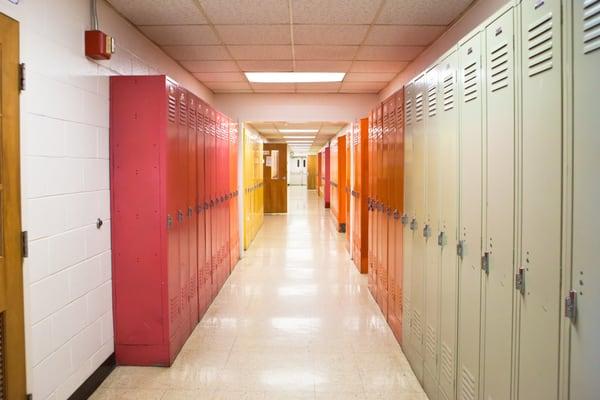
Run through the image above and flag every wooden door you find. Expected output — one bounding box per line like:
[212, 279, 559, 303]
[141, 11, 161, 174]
[263, 143, 287, 213]
[307, 155, 317, 190]
[0, 13, 25, 399]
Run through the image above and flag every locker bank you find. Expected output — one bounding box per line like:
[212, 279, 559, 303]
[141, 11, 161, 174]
[0, 0, 597, 399]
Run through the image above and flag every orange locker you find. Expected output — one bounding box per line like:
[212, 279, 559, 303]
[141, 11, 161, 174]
[351, 118, 369, 274]
[345, 131, 351, 252]
[330, 135, 347, 232]
[368, 110, 377, 296]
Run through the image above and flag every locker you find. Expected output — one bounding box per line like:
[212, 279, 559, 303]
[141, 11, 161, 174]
[197, 101, 208, 318]
[376, 104, 386, 315]
[437, 50, 460, 400]
[518, 0, 563, 398]
[207, 107, 217, 299]
[457, 31, 484, 400]
[423, 64, 441, 400]
[352, 118, 369, 274]
[378, 100, 391, 318]
[368, 110, 377, 296]
[324, 146, 331, 208]
[330, 139, 340, 225]
[482, 8, 516, 400]
[345, 131, 351, 252]
[569, 0, 600, 398]
[187, 94, 199, 327]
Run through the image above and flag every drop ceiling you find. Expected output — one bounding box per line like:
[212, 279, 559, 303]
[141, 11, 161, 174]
[108, 0, 475, 93]
[246, 121, 347, 153]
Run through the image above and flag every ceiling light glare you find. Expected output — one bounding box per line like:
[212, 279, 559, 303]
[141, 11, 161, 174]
[246, 72, 345, 83]
[282, 136, 315, 139]
[279, 129, 319, 133]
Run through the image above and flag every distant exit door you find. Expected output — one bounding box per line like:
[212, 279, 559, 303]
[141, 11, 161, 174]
[263, 143, 288, 213]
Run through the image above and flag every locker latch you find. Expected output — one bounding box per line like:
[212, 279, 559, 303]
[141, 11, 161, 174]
[515, 266, 525, 294]
[188, 207, 193, 217]
[386, 207, 392, 217]
[177, 210, 184, 223]
[457, 240, 464, 258]
[564, 289, 577, 322]
[410, 218, 418, 231]
[437, 231, 446, 247]
[481, 252, 490, 274]
[423, 224, 431, 238]
[167, 214, 173, 229]
[401, 214, 409, 225]
[393, 209, 400, 220]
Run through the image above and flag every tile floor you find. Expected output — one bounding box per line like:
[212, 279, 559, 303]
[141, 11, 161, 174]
[92, 187, 427, 400]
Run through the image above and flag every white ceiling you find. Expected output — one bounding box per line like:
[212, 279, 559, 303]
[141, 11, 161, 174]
[108, 0, 475, 94]
[246, 121, 347, 153]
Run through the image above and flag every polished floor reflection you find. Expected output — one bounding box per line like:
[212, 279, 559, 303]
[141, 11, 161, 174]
[92, 187, 427, 400]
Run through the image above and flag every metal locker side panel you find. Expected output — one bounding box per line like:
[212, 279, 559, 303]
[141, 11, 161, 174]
[402, 82, 414, 354]
[438, 50, 460, 400]
[518, 0, 562, 398]
[458, 31, 483, 400]
[483, 8, 516, 400]
[187, 95, 199, 327]
[570, 1, 600, 398]
[424, 63, 442, 400]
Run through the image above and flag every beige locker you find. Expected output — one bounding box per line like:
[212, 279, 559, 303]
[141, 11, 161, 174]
[457, 31, 483, 400]
[423, 64, 442, 400]
[409, 73, 428, 381]
[518, 0, 563, 399]
[437, 50, 460, 400]
[402, 82, 415, 357]
[482, 7, 517, 400]
[569, 1, 600, 399]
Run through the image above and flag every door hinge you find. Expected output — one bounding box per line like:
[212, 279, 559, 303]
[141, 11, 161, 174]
[457, 240, 464, 258]
[515, 266, 525, 294]
[21, 231, 28, 258]
[481, 252, 490, 274]
[19, 63, 26, 91]
[564, 289, 577, 322]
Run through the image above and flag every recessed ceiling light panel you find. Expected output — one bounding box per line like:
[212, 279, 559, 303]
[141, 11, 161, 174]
[246, 72, 345, 83]
[279, 129, 319, 133]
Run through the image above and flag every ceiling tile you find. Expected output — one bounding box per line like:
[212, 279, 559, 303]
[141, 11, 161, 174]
[293, 25, 369, 45]
[350, 61, 408, 73]
[365, 25, 447, 46]
[237, 60, 293, 72]
[204, 81, 252, 91]
[108, 0, 207, 24]
[294, 60, 352, 72]
[292, 0, 383, 24]
[139, 25, 219, 46]
[228, 45, 293, 60]
[295, 83, 341, 92]
[344, 72, 397, 82]
[215, 25, 291, 45]
[250, 83, 295, 92]
[193, 72, 246, 82]
[376, 0, 473, 25]
[355, 46, 425, 61]
[198, 0, 289, 24]
[294, 45, 358, 60]
[162, 45, 231, 61]
[180, 60, 240, 72]
[340, 81, 388, 92]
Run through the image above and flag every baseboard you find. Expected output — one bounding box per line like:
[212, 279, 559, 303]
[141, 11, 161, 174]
[68, 353, 116, 400]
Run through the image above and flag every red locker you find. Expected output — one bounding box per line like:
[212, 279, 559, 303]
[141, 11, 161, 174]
[208, 108, 218, 298]
[197, 101, 208, 318]
[187, 95, 199, 327]
[229, 121, 240, 269]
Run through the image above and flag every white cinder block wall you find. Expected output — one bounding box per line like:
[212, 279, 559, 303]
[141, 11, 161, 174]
[0, 1, 213, 399]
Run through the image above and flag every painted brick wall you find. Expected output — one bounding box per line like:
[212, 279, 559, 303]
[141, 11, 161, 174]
[0, 1, 213, 399]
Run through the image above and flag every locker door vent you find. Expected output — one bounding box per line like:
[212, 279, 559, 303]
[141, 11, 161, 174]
[168, 95, 176, 123]
[463, 61, 479, 103]
[405, 99, 413, 125]
[460, 365, 476, 400]
[415, 92, 424, 122]
[189, 107, 197, 130]
[440, 342, 455, 386]
[490, 42, 510, 92]
[428, 85, 437, 117]
[527, 12, 554, 77]
[179, 98, 188, 125]
[169, 296, 178, 322]
[411, 310, 423, 342]
[425, 324, 437, 361]
[397, 101, 404, 126]
[583, 0, 600, 54]
[443, 73, 455, 111]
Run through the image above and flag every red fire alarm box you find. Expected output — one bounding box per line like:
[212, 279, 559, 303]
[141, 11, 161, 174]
[85, 30, 114, 60]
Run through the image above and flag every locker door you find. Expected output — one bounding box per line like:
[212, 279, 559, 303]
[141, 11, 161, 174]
[386, 98, 396, 327]
[166, 81, 181, 340]
[368, 111, 376, 295]
[437, 50, 460, 400]
[423, 64, 441, 399]
[177, 88, 191, 338]
[518, 1, 562, 398]
[570, 2, 600, 398]
[187, 95, 199, 326]
[457, 32, 483, 400]
[206, 108, 215, 299]
[223, 117, 231, 277]
[402, 83, 414, 355]
[379, 101, 390, 317]
[410, 73, 427, 381]
[197, 102, 207, 317]
[483, 8, 516, 400]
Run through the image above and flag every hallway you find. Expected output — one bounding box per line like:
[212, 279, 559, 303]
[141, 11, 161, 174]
[92, 187, 425, 400]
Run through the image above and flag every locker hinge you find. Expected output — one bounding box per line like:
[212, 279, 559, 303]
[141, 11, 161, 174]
[515, 266, 525, 294]
[457, 240, 464, 258]
[437, 231, 446, 247]
[481, 252, 490, 274]
[564, 289, 577, 322]
[21, 231, 28, 258]
[401, 214, 409, 225]
[19, 63, 26, 91]
[410, 218, 418, 231]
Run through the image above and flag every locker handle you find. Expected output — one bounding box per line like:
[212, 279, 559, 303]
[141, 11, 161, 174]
[410, 218, 417, 231]
[515, 266, 525, 294]
[393, 209, 400, 220]
[167, 214, 173, 229]
[423, 224, 431, 238]
[457, 240, 465, 258]
[204, 202, 209, 210]
[188, 207, 193, 217]
[481, 252, 490, 274]
[177, 210, 184, 223]
[437, 231, 446, 247]
[401, 214, 409, 225]
[197, 205, 202, 214]
[386, 207, 392, 217]
[564, 289, 577, 322]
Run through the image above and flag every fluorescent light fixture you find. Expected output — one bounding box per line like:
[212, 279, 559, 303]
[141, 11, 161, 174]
[285, 140, 313, 143]
[282, 136, 315, 139]
[246, 72, 345, 83]
[279, 129, 319, 133]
